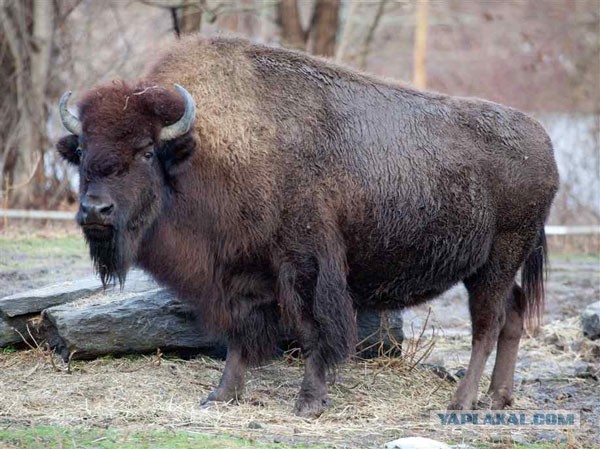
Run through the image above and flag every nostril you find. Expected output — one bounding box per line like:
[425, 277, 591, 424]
[99, 204, 114, 216]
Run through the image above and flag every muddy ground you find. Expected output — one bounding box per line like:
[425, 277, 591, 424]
[0, 226, 598, 447]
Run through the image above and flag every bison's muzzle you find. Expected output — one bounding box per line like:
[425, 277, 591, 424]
[77, 193, 115, 238]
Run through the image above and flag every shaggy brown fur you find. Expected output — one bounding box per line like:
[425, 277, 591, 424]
[57, 36, 559, 417]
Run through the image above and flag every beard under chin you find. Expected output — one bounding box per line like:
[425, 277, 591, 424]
[85, 228, 130, 288]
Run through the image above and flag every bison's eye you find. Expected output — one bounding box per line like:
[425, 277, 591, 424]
[75, 148, 83, 158]
[144, 151, 154, 160]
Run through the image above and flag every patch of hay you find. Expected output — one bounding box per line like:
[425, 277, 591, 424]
[1, 315, 595, 446]
[0, 347, 457, 446]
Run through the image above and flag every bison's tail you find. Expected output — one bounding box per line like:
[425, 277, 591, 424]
[521, 227, 548, 332]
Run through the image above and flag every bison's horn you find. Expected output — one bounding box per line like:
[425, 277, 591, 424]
[159, 84, 196, 141]
[59, 91, 82, 136]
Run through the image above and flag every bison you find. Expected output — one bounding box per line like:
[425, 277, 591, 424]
[56, 36, 559, 417]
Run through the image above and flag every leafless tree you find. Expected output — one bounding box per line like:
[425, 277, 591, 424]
[0, 0, 57, 208]
[139, 0, 205, 37]
[277, 0, 340, 57]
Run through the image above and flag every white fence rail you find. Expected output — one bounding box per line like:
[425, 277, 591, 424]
[1, 209, 599, 235]
[545, 225, 600, 236]
[1, 209, 74, 220]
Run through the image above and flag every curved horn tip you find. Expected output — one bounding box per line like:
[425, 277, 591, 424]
[158, 84, 196, 141]
[59, 91, 72, 107]
[58, 90, 82, 136]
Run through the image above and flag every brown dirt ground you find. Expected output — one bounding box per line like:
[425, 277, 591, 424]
[0, 225, 598, 447]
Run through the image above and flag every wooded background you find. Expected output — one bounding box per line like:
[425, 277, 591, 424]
[0, 0, 598, 225]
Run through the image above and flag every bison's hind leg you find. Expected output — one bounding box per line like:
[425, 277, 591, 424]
[202, 302, 281, 406]
[448, 231, 536, 410]
[486, 283, 526, 409]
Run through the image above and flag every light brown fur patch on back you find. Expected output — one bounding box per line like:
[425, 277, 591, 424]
[146, 36, 277, 166]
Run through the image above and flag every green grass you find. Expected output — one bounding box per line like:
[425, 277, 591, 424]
[1, 345, 17, 354]
[0, 234, 86, 270]
[0, 426, 331, 449]
[0, 427, 574, 449]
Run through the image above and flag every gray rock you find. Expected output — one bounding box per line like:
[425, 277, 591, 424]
[0, 312, 43, 347]
[40, 287, 224, 360]
[0, 270, 157, 319]
[0, 271, 160, 349]
[454, 367, 467, 379]
[385, 437, 451, 449]
[0, 278, 103, 318]
[509, 433, 528, 445]
[357, 309, 403, 358]
[581, 300, 600, 340]
[0, 316, 21, 347]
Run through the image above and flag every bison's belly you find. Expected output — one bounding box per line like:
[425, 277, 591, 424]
[345, 215, 493, 310]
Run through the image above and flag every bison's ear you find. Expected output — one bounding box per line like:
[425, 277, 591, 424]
[56, 135, 81, 165]
[157, 133, 196, 173]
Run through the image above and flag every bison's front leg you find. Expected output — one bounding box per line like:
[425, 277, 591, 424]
[202, 343, 246, 404]
[290, 251, 356, 417]
[294, 352, 331, 417]
[202, 299, 280, 406]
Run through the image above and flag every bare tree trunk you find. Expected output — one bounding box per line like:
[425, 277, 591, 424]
[360, 0, 387, 70]
[0, 0, 55, 208]
[180, 0, 204, 34]
[278, 0, 307, 51]
[413, 0, 428, 89]
[334, 0, 359, 62]
[310, 0, 339, 57]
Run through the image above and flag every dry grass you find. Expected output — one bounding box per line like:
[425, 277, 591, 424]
[521, 316, 600, 368]
[547, 234, 600, 255]
[0, 220, 80, 239]
[0, 346, 458, 447]
[1, 293, 596, 447]
[4, 327, 590, 447]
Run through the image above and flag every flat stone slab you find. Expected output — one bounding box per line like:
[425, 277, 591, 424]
[41, 287, 224, 360]
[0, 279, 102, 318]
[0, 270, 156, 318]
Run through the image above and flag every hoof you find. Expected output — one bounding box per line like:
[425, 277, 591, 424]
[447, 398, 475, 411]
[446, 402, 467, 411]
[294, 397, 332, 418]
[200, 388, 241, 407]
[489, 391, 513, 410]
[476, 395, 493, 410]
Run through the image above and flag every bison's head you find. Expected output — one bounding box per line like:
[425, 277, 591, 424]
[56, 82, 196, 286]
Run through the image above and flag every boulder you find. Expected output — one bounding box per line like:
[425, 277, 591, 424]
[581, 301, 600, 340]
[0, 278, 103, 318]
[357, 310, 404, 358]
[0, 270, 159, 349]
[40, 287, 225, 361]
[0, 316, 22, 347]
[0, 314, 40, 348]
